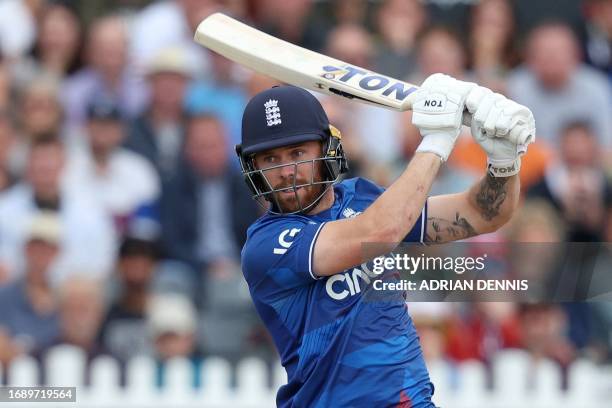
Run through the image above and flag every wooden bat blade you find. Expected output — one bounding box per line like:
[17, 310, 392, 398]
[194, 13, 419, 111]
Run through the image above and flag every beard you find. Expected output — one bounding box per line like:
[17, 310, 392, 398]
[271, 180, 326, 213]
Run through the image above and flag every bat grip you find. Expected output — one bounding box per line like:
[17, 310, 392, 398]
[461, 110, 472, 128]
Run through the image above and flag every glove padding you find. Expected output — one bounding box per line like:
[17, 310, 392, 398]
[466, 86, 536, 145]
[466, 86, 536, 177]
[471, 121, 528, 177]
[412, 73, 476, 162]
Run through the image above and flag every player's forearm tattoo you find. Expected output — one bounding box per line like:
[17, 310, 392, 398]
[475, 175, 509, 221]
[425, 212, 477, 243]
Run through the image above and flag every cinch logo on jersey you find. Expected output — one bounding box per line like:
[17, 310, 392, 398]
[272, 225, 388, 300]
[320, 65, 418, 101]
[325, 262, 383, 300]
[273, 228, 301, 254]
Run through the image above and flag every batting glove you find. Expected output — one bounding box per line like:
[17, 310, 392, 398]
[466, 87, 536, 177]
[466, 86, 536, 145]
[412, 73, 477, 162]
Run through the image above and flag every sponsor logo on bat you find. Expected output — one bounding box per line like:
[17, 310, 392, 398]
[320, 65, 418, 101]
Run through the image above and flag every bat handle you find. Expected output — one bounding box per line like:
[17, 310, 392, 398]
[461, 109, 472, 128]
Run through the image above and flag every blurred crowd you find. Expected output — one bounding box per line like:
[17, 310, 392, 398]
[0, 0, 611, 387]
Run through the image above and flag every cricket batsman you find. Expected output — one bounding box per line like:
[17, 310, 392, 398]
[238, 74, 535, 407]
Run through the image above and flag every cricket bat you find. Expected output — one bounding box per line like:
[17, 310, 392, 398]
[193, 13, 420, 111]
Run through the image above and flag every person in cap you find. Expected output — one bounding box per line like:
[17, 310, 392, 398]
[147, 294, 203, 388]
[147, 294, 198, 360]
[0, 211, 62, 363]
[63, 97, 160, 229]
[125, 46, 194, 179]
[238, 75, 535, 407]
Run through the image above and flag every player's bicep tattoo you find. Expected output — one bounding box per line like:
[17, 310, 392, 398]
[425, 212, 477, 243]
[475, 175, 509, 221]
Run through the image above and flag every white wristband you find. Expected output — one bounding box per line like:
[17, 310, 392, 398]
[416, 133, 454, 162]
[487, 158, 521, 177]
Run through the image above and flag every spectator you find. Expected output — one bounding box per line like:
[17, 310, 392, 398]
[271, 0, 371, 59]
[162, 115, 258, 273]
[99, 236, 159, 362]
[404, 303, 453, 363]
[506, 199, 566, 243]
[8, 75, 64, 179]
[147, 294, 202, 387]
[318, 96, 369, 180]
[0, 111, 16, 191]
[373, 0, 426, 80]
[244, 71, 282, 99]
[179, 114, 265, 359]
[326, 23, 374, 71]
[61, 15, 147, 128]
[184, 114, 260, 271]
[583, 0, 612, 80]
[130, 0, 219, 75]
[72, 0, 153, 27]
[528, 121, 612, 241]
[0, 63, 10, 110]
[10, 3, 82, 90]
[468, 0, 519, 93]
[126, 47, 193, 182]
[0, 0, 42, 60]
[413, 26, 469, 83]
[10, 76, 65, 178]
[64, 98, 160, 232]
[30, 277, 105, 358]
[446, 303, 522, 363]
[397, 110, 478, 196]
[409, 27, 477, 181]
[401, 28, 479, 194]
[328, 0, 370, 27]
[57, 277, 106, 352]
[504, 199, 567, 301]
[326, 24, 401, 166]
[147, 294, 198, 360]
[17, 76, 64, 141]
[0, 168, 10, 195]
[28, 276, 107, 385]
[256, 0, 326, 51]
[519, 304, 576, 377]
[512, 0, 586, 37]
[0, 136, 116, 283]
[425, 0, 473, 34]
[0, 212, 62, 362]
[507, 22, 612, 147]
[319, 93, 391, 186]
[185, 50, 247, 150]
[200, 263, 275, 362]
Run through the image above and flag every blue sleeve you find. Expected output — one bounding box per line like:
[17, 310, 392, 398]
[242, 217, 326, 292]
[402, 199, 428, 244]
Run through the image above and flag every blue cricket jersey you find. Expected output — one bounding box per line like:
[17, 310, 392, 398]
[241, 178, 435, 408]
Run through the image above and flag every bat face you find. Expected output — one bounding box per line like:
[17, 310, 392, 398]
[193, 13, 535, 146]
[193, 13, 420, 111]
[319, 64, 418, 106]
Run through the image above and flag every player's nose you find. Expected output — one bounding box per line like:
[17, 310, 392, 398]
[278, 162, 297, 180]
